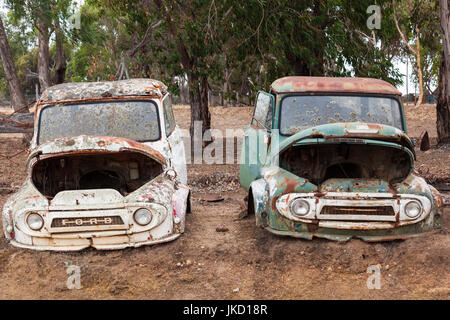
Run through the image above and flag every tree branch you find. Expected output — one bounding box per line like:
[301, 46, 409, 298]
[393, 4, 417, 55]
[128, 19, 163, 57]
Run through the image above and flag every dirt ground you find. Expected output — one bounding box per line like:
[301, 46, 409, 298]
[0, 104, 448, 300]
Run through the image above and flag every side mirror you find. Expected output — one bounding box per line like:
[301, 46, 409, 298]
[165, 168, 177, 181]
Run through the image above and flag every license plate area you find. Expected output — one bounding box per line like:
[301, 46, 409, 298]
[48, 209, 129, 233]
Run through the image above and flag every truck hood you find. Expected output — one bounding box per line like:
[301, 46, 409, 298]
[28, 135, 166, 165]
[276, 122, 414, 157]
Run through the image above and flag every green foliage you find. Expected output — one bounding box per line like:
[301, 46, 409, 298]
[222, 0, 405, 97]
[394, 0, 441, 93]
[0, 0, 442, 102]
[65, 1, 123, 82]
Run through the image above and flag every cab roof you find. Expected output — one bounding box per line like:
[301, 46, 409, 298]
[270, 76, 401, 96]
[38, 78, 168, 104]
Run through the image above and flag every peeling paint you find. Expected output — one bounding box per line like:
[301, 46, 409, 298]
[243, 77, 442, 241]
[271, 76, 402, 96]
[2, 79, 189, 251]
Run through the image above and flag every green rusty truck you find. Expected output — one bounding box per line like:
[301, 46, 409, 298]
[240, 76, 443, 241]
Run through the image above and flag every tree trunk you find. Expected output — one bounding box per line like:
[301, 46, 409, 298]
[285, 50, 313, 75]
[281, 0, 325, 77]
[437, 0, 450, 143]
[311, 0, 325, 76]
[393, 8, 424, 107]
[188, 73, 211, 142]
[154, 0, 211, 146]
[0, 17, 28, 113]
[223, 68, 231, 106]
[175, 38, 211, 146]
[415, 28, 424, 107]
[37, 19, 52, 91]
[53, 19, 66, 84]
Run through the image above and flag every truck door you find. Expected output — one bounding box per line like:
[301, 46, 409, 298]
[162, 93, 187, 185]
[239, 91, 274, 190]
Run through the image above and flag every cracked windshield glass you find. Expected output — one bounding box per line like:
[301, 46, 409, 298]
[280, 95, 403, 135]
[38, 100, 160, 144]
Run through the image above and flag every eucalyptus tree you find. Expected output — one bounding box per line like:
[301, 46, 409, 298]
[393, 0, 440, 106]
[5, 0, 73, 90]
[437, 0, 450, 143]
[93, 0, 236, 143]
[227, 0, 403, 94]
[0, 15, 27, 111]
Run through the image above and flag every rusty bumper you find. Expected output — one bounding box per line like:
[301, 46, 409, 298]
[252, 188, 442, 242]
[8, 233, 182, 251]
[3, 178, 190, 251]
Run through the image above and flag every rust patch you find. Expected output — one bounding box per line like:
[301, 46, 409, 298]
[64, 139, 75, 146]
[97, 140, 107, 147]
[32, 135, 167, 165]
[283, 177, 301, 194]
[271, 76, 401, 96]
[306, 221, 319, 233]
[271, 196, 279, 211]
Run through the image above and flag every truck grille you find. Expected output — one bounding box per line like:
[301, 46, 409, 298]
[51, 216, 124, 228]
[321, 206, 395, 216]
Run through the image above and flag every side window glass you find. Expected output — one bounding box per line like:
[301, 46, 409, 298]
[252, 92, 273, 129]
[163, 94, 176, 136]
[265, 101, 273, 129]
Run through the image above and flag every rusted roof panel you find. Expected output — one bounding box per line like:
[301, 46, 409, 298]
[270, 76, 401, 96]
[39, 78, 168, 103]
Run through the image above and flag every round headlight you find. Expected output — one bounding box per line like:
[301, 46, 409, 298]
[290, 199, 310, 217]
[27, 213, 44, 230]
[405, 201, 422, 218]
[134, 208, 152, 226]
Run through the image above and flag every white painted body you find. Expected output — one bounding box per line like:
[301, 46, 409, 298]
[3, 85, 190, 251]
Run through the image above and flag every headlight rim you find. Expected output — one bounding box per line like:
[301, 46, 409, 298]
[133, 208, 153, 226]
[26, 212, 44, 231]
[404, 200, 422, 219]
[290, 198, 310, 217]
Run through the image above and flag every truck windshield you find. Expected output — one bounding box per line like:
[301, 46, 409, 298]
[279, 95, 403, 135]
[38, 100, 160, 144]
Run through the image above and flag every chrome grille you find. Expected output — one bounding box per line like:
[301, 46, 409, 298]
[321, 206, 395, 216]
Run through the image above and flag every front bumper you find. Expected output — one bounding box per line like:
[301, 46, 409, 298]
[262, 224, 440, 242]
[4, 197, 188, 252]
[257, 192, 442, 241]
[6, 209, 182, 251]
[8, 232, 181, 251]
[3, 178, 190, 251]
